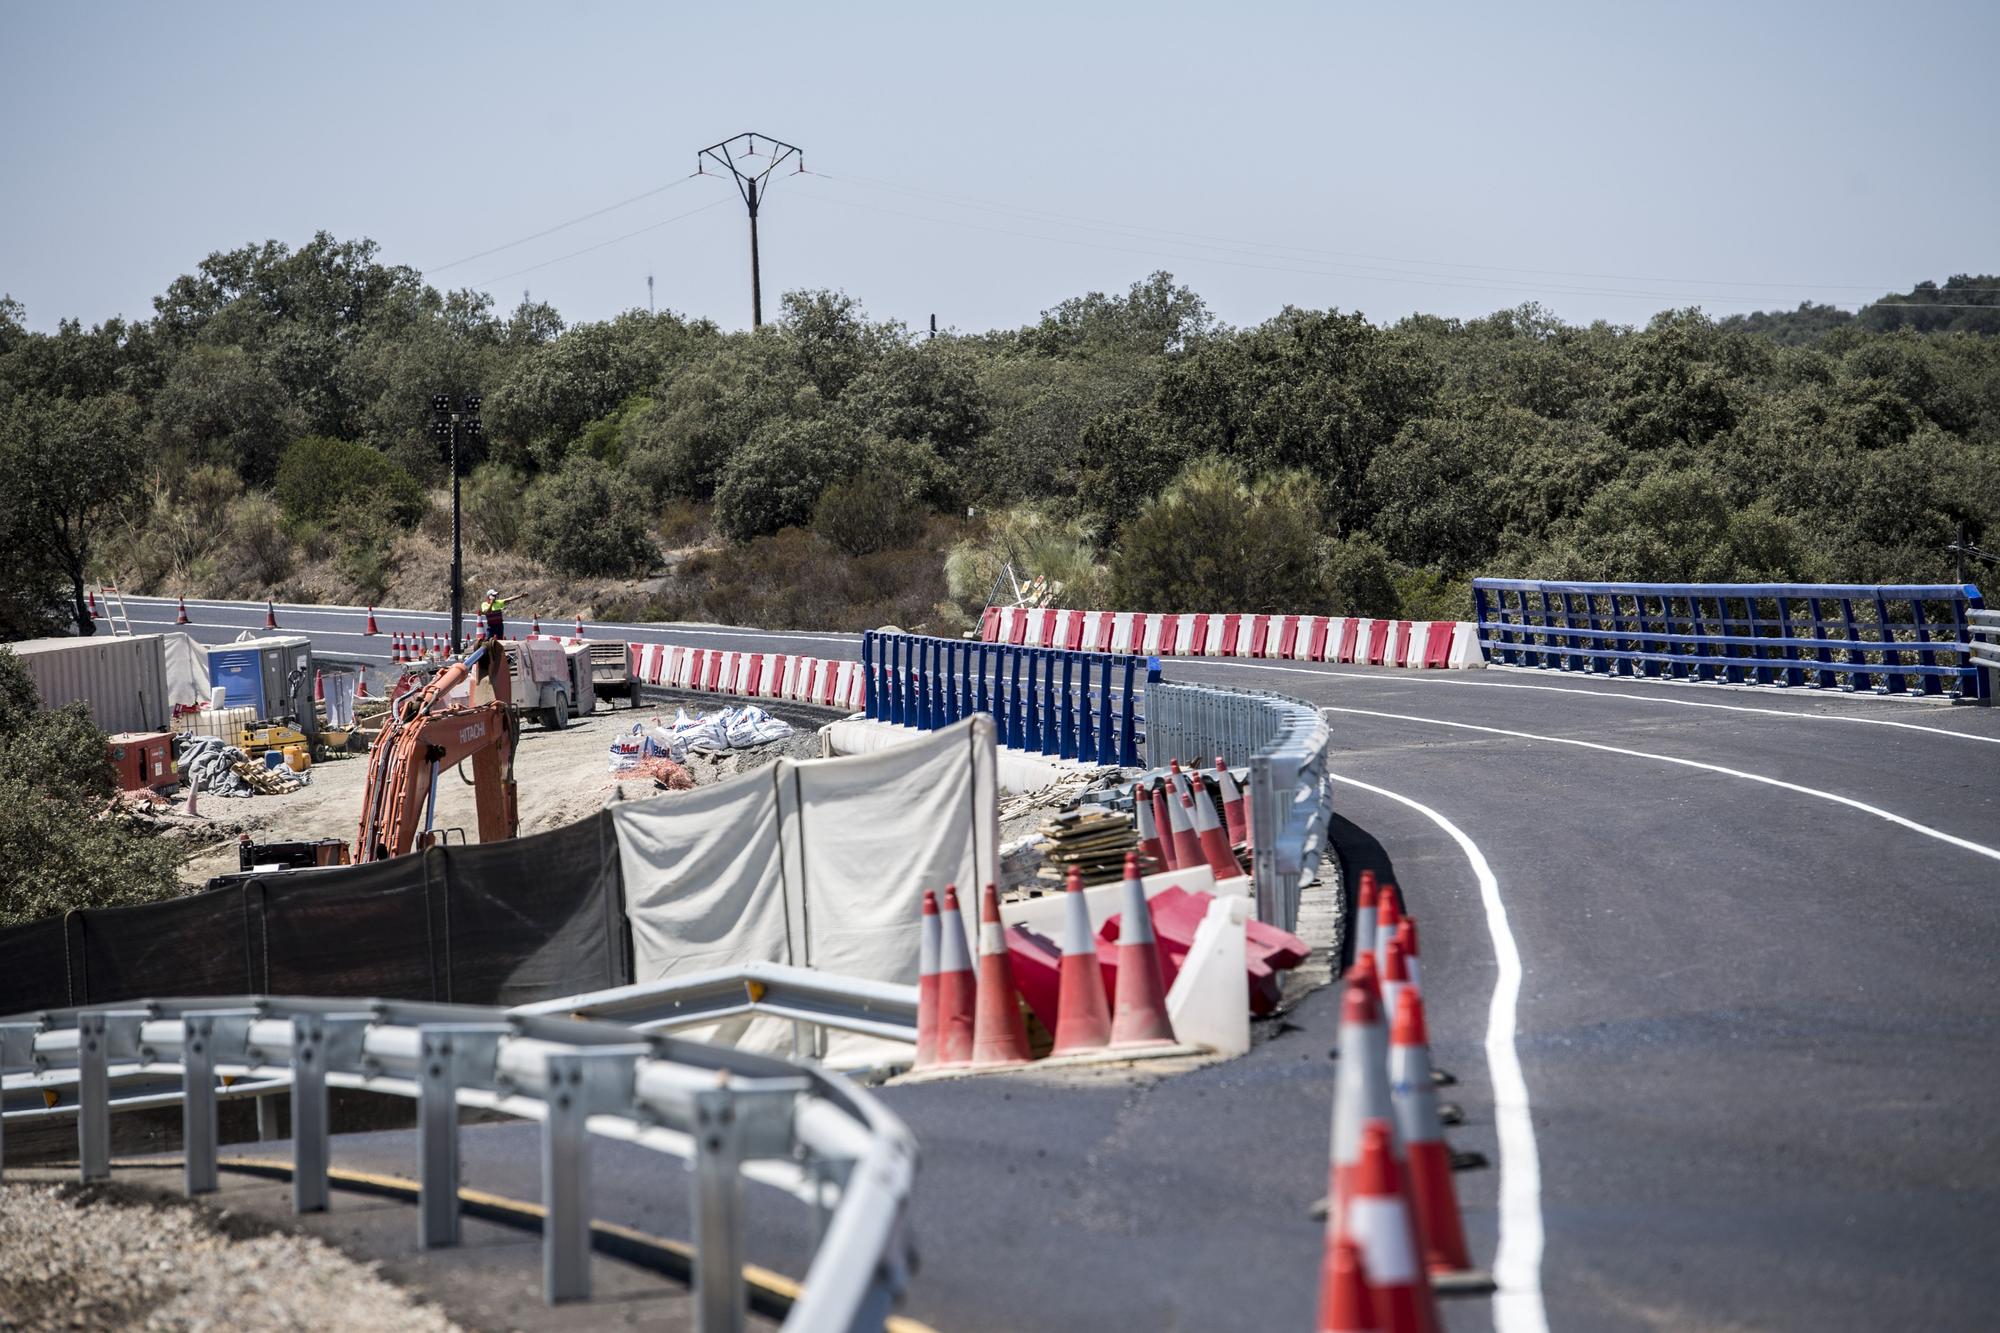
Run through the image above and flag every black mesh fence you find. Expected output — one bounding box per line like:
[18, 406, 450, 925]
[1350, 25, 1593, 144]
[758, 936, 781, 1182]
[0, 816, 631, 1016]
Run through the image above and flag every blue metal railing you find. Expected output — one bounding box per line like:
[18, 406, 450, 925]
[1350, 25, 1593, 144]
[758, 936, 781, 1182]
[1473, 579, 1988, 699]
[861, 633, 1155, 765]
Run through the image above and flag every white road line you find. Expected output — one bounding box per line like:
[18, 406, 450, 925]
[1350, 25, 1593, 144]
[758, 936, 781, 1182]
[1158, 656, 2000, 745]
[1324, 704, 2000, 865]
[1330, 771, 1548, 1333]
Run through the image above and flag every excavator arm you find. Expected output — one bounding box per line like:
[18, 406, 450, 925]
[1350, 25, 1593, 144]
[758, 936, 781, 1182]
[355, 642, 519, 863]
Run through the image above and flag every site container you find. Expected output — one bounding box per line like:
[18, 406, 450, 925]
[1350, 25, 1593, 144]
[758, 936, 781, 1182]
[9, 633, 170, 734]
[204, 635, 315, 733]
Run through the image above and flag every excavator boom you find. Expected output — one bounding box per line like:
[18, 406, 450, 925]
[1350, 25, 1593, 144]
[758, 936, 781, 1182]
[354, 641, 519, 862]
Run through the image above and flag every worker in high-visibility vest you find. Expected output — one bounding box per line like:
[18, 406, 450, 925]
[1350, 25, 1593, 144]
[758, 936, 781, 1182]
[478, 589, 508, 640]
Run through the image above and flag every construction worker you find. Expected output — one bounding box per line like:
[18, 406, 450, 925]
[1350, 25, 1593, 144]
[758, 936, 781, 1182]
[479, 588, 508, 640]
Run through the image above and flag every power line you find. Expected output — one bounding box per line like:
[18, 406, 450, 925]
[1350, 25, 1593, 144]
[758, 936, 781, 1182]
[466, 200, 729, 288]
[811, 167, 2000, 297]
[426, 175, 699, 274]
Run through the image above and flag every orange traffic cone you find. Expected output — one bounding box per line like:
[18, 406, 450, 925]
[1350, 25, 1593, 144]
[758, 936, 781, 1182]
[356, 671, 369, 699]
[1163, 776, 1202, 870]
[1375, 885, 1404, 978]
[1355, 871, 1379, 971]
[1109, 854, 1175, 1048]
[264, 599, 278, 629]
[1317, 1234, 1381, 1333]
[1185, 781, 1243, 881]
[1213, 757, 1248, 846]
[1331, 966, 1399, 1217]
[531, 611, 542, 636]
[87, 590, 100, 619]
[1345, 1121, 1439, 1333]
[1051, 866, 1112, 1055]
[1391, 988, 1472, 1276]
[175, 596, 191, 625]
[915, 889, 942, 1069]
[971, 884, 1032, 1067]
[1382, 937, 1411, 1032]
[1149, 780, 1180, 870]
[364, 605, 380, 635]
[1397, 919, 1422, 993]
[934, 886, 977, 1067]
[574, 614, 585, 638]
[1133, 783, 1167, 871]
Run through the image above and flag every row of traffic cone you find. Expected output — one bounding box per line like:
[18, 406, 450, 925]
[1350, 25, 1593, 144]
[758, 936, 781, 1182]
[1317, 871, 1473, 1332]
[913, 854, 1178, 1072]
[1134, 758, 1249, 882]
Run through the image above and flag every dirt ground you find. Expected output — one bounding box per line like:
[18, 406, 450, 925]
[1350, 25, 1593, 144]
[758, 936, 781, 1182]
[175, 694, 836, 886]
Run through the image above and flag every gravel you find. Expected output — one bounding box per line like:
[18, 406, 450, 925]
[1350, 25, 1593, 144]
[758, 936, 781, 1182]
[0, 1178, 464, 1332]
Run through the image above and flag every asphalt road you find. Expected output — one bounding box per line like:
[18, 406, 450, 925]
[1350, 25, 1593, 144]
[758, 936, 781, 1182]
[114, 596, 2000, 1329]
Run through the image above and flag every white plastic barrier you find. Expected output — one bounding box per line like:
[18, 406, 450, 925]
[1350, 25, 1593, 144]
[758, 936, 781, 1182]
[625, 642, 866, 710]
[981, 607, 1483, 669]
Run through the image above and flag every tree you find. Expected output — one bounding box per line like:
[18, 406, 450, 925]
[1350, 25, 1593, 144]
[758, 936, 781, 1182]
[520, 456, 657, 577]
[712, 417, 865, 542]
[0, 394, 147, 632]
[1107, 458, 1331, 612]
[150, 344, 305, 482]
[274, 435, 427, 528]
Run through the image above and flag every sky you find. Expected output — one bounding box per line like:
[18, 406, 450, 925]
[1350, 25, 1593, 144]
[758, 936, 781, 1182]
[2, 1, 1995, 337]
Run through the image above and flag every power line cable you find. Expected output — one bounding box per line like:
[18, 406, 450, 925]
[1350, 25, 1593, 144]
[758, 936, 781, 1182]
[426, 174, 699, 274]
[466, 199, 730, 288]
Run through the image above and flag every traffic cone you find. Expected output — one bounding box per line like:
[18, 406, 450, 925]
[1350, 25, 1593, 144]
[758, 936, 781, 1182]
[574, 614, 585, 638]
[934, 886, 977, 1067]
[1109, 853, 1175, 1047]
[364, 605, 380, 635]
[185, 775, 199, 817]
[314, 670, 324, 703]
[1051, 866, 1112, 1055]
[356, 671, 369, 699]
[1330, 965, 1398, 1216]
[1185, 781, 1244, 881]
[1149, 780, 1180, 870]
[1396, 918, 1422, 994]
[1317, 1235, 1381, 1333]
[264, 599, 278, 629]
[1355, 870, 1379, 973]
[914, 889, 941, 1069]
[1391, 987, 1472, 1276]
[1376, 886, 1404, 978]
[87, 590, 100, 619]
[531, 611, 542, 636]
[175, 596, 190, 625]
[1345, 1121, 1439, 1333]
[1382, 937, 1410, 1034]
[1163, 777, 1203, 871]
[1214, 757, 1248, 846]
[971, 884, 1032, 1067]
[1133, 783, 1167, 871]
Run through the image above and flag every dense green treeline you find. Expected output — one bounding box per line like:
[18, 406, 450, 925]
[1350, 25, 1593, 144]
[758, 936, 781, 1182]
[2, 235, 1996, 640]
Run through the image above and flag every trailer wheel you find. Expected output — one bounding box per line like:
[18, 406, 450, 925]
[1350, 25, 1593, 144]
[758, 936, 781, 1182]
[546, 693, 569, 731]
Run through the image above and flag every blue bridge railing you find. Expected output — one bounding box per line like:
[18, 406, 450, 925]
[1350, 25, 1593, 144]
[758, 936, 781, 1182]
[862, 632, 1155, 765]
[1472, 579, 1987, 699]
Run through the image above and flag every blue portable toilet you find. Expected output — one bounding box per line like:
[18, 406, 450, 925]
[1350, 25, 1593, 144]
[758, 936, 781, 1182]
[207, 647, 267, 713]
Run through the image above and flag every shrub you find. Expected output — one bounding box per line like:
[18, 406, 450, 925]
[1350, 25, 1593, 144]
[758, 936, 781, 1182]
[275, 435, 427, 528]
[224, 493, 294, 591]
[463, 463, 528, 553]
[711, 418, 863, 543]
[1107, 459, 1329, 612]
[521, 456, 658, 577]
[656, 499, 711, 550]
[1321, 532, 1402, 618]
[812, 469, 927, 556]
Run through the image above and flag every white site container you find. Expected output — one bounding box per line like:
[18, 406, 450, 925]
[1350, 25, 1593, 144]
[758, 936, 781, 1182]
[9, 633, 171, 734]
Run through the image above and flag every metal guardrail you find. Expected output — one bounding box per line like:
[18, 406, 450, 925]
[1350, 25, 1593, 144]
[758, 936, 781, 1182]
[861, 632, 1154, 765]
[1144, 682, 1332, 933]
[1971, 609, 2000, 696]
[0, 993, 917, 1332]
[513, 963, 919, 1046]
[1474, 579, 1988, 699]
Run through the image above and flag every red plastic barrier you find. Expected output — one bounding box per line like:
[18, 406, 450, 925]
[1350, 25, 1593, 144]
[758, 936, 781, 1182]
[1366, 619, 1392, 666]
[1094, 886, 1308, 1017]
[1007, 924, 1066, 1033]
[1336, 618, 1361, 664]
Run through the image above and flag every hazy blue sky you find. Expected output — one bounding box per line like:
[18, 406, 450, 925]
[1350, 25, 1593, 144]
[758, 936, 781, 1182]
[3, 1, 1994, 336]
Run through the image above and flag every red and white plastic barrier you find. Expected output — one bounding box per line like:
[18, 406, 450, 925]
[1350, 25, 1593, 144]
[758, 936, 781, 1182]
[625, 642, 866, 711]
[979, 606, 1482, 669]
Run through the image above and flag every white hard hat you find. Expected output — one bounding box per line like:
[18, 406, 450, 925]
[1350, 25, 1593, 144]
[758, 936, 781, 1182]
[486, 588, 498, 597]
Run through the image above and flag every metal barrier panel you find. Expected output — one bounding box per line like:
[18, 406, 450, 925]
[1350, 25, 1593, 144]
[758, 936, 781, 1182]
[1472, 579, 1988, 699]
[862, 633, 1156, 764]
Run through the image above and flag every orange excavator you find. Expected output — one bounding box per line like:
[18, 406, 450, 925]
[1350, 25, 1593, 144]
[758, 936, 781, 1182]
[353, 639, 519, 862]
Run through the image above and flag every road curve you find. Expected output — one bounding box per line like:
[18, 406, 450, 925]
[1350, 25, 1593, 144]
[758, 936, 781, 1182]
[109, 597, 2000, 1329]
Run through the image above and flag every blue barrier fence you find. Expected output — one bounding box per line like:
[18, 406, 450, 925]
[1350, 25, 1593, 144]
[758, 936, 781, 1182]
[1472, 579, 1988, 699]
[861, 632, 1155, 765]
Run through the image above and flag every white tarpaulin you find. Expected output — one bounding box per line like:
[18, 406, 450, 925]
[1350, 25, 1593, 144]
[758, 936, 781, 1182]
[612, 714, 998, 1062]
[161, 632, 211, 709]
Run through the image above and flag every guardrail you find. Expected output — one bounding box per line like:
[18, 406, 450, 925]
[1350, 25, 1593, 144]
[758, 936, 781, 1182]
[1970, 610, 2000, 697]
[1144, 683, 1333, 933]
[1473, 579, 1988, 699]
[0, 994, 917, 1332]
[861, 632, 1154, 766]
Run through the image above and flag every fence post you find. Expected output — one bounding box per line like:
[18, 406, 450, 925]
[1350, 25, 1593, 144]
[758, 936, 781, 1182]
[77, 1011, 109, 1182]
[1023, 650, 1043, 753]
[693, 1080, 748, 1333]
[541, 1051, 592, 1303]
[1118, 657, 1139, 766]
[1059, 653, 1077, 759]
[861, 633, 878, 721]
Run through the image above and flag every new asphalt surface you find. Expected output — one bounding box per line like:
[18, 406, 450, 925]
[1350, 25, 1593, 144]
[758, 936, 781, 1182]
[115, 596, 2000, 1329]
